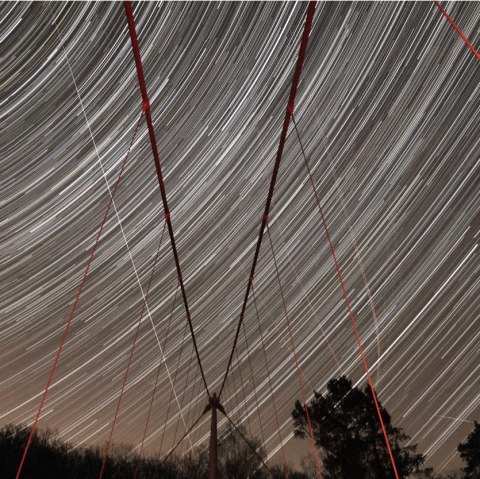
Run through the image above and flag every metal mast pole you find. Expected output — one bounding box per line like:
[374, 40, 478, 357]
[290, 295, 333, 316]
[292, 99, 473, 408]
[208, 393, 220, 479]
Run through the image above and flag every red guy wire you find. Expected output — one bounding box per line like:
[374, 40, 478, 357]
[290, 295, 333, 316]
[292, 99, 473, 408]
[272, 207, 345, 376]
[329, 165, 382, 382]
[292, 113, 400, 479]
[134, 280, 179, 472]
[251, 282, 290, 477]
[174, 340, 196, 456]
[434, 1, 480, 61]
[241, 320, 267, 447]
[265, 222, 324, 479]
[158, 321, 189, 456]
[98, 219, 166, 479]
[124, 0, 210, 398]
[167, 322, 192, 454]
[219, 0, 317, 399]
[235, 347, 254, 434]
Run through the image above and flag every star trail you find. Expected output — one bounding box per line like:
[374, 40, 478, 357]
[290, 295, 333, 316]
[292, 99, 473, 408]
[1, 1, 479, 475]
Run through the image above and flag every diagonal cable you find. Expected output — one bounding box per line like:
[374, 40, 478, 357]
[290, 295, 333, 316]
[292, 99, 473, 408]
[251, 282, 289, 475]
[265, 221, 323, 478]
[159, 409, 208, 467]
[158, 321, 189, 456]
[219, 0, 317, 399]
[221, 411, 273, 478]
[291, 112, 400, 479]
[98, 221, 167, 479]
[434, 1, 480, 60]
[124, 0, 210, 398]
[133, 281, 179, 479]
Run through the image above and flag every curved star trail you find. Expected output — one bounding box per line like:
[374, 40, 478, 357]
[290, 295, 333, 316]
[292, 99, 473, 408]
[1, 2, 479, 474]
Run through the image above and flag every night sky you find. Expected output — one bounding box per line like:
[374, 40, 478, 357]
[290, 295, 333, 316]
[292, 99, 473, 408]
[1, 1, 479, 474]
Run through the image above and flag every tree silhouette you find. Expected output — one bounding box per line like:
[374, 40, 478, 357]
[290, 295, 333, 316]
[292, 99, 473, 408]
[216, 424, 308, 479]
[458, 421, 480, 478]
[291, 376, 426, 478]
[216, 425, 266, 479]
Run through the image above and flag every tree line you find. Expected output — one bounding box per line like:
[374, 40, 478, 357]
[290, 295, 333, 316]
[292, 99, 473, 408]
[0, 422, 295, 478]
[1, 376, 478, 478]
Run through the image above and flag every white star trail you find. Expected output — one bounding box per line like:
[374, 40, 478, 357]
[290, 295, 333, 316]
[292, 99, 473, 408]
[0, 1, 479, 474]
